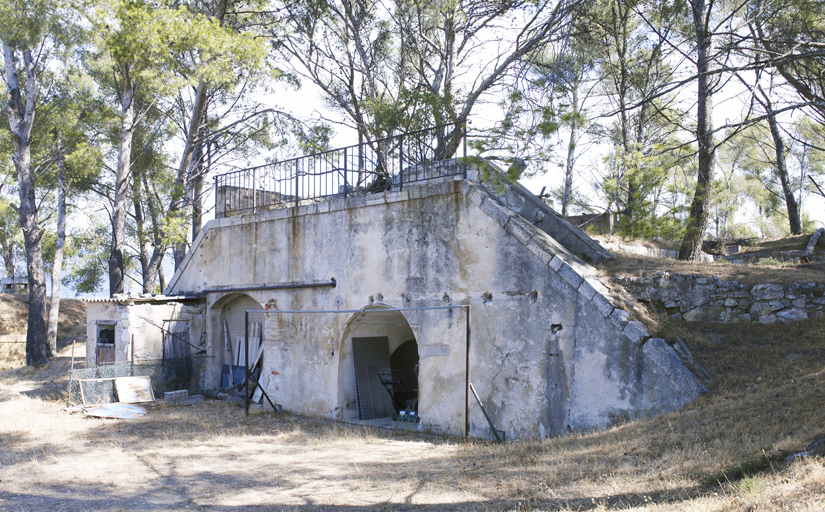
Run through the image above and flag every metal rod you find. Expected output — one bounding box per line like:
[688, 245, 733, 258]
[470, 383, 503, 443]
[250, 375, 281, 413]
[203, 279, 336, 294]
[399, 136, 404, 192]
[252, 167, 258, 213]
[67, 339, 76, 408]
[343, 147, 348, 199]
[244, 305, 469, 314]
[463, 120, 468, 179]
[465, 304, 471, 442]
[245, 311, 249, 417]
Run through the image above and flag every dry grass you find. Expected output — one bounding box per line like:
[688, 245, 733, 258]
[1, 315, 824, 511]
[0, 294, 87, 340]
[597, 253, 825, 286]
[594, 232, 825, 286]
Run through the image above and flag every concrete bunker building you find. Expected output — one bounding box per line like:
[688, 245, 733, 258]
[86, 127, 706, 439]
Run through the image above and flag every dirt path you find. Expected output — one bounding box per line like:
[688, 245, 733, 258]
[0, 393, 494, 511]
[0, 343, 492, 511]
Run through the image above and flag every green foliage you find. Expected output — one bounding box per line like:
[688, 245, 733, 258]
[0, 0, 85, 49]
[755, 257, 784, 266]
[62, 222, 110, 294]
[96, 0, 267, 93]
[159, 211, 189, 247]
[463, 156, 526, 194]
[0, 195, 22, 276]
[296, 125, 333, 156]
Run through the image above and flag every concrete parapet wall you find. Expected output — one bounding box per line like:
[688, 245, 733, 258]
[617, 273, 825, 323]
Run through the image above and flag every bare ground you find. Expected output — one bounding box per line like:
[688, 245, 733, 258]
[2, 244, 825, 511]
[2, 319, 825, 512]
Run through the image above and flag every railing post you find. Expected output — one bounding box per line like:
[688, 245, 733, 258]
[462, 120, 468, 179]
[295, 160, 300, 208]
[214, 175, 219, 218]
[252, 167, 258, 213]
[399, 135, 404, 191]
[343, 147, 348, 199]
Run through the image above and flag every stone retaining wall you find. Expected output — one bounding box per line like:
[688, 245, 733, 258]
[617, 273, 825, 323]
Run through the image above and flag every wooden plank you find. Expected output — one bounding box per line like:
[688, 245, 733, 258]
[85, 403, 147, 420]
[250, 343, 264, 371]
[114, 376, 155, 403]
[224, 320, 234, 385]
[252, 373, 266, 403]
[236, 336, 261, 368]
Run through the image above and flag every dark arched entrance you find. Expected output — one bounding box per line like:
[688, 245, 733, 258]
[338, 307, 419, 422]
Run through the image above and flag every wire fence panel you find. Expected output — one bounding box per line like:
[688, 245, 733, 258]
[215, 122, 467, 217]
[68, 356, 209, 407]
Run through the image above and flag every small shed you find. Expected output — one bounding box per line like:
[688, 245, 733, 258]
[85, 294, 207, 367]
[1, 276, 28, 294]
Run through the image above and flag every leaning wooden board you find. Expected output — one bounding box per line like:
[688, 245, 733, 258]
[114, 376, 155, 403]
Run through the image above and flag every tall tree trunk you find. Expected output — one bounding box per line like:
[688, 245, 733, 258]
[763, 99, 801, 234]
[170, 0, 229, 270]
[131, 168, 152, 293]
[142, 171, 165, 294]
[3, 44, 50, 364]
[678, 0, 715, 261]
[109, 66, 136, 296]
[191, 124, 205, 242]
[3, 243, 14, 278]
[172, 82, 208, 271]
[47, 138, 67, 354]
[562, 85, 579, 217]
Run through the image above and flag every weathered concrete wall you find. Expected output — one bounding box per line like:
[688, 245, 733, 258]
[86, 299, 207, 367]
[618, 273, 825, 323]
[168, 175, 705, 439]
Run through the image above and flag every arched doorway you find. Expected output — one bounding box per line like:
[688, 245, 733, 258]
[337, 307, 419, 422]
[209, 293, 263, 388]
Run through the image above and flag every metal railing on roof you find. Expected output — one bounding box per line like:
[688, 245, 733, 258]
[215, 122, 467, 218]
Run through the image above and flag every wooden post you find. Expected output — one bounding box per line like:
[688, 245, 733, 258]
[465, 304, 471, 442]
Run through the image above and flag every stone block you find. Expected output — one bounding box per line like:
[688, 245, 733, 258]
[507, 218, 535, 246]
[609, 308, 631, 330]
[776, 309, 808, 322]
[623, 320, 649, 345]
[480, 198, 511, 227]
[752, 283, 784, 301]
[642, 338, 708, 397]
[591, 293, 615, 318]
[681, 308, 704, 322]
[757, 314, 778, 324]
[558, 262, 584, 289]
[549, 255, 564, 271]
[749, 302, 773, 317]
[578, 279, 598, 301]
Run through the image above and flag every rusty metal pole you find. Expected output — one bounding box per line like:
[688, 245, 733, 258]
[245, 310, 250, 416]
[465, 304, 471, 442]
[67, 339, 76, 408]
